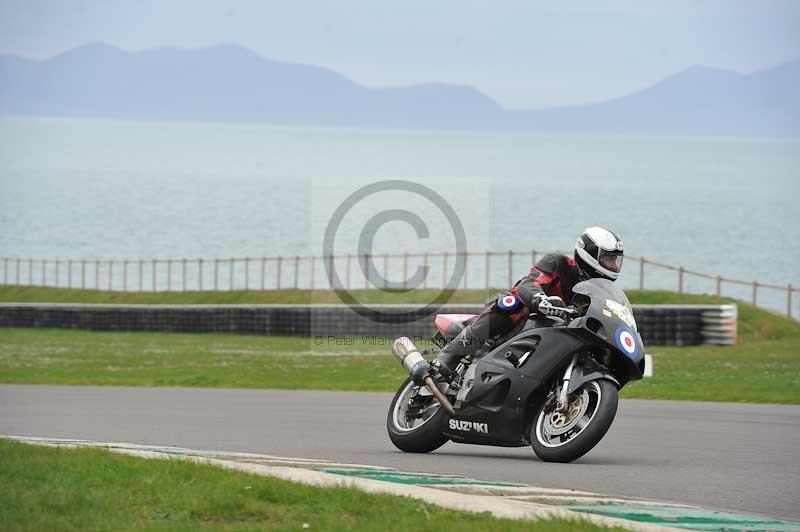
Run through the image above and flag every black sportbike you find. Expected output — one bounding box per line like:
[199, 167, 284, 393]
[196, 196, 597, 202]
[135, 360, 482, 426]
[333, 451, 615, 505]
[387, 278, 645, 463]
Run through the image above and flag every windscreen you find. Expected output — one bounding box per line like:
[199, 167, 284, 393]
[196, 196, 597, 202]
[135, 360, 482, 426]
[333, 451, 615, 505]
[572, 278, 630, 307]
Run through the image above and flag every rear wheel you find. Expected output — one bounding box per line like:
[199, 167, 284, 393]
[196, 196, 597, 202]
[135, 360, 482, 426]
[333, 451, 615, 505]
[387, 377, 449, 453]
[531, 379, 618, 463]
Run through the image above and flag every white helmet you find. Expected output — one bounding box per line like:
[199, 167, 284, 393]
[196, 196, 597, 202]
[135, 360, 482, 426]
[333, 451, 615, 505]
[574, 227, 624, 281]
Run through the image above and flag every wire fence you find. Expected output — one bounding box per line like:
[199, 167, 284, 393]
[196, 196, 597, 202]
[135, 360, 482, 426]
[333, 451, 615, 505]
[1, 252, 797, 320]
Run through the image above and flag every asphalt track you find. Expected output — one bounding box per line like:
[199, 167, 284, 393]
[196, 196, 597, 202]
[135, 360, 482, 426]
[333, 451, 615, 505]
[1, 385, 798, 521]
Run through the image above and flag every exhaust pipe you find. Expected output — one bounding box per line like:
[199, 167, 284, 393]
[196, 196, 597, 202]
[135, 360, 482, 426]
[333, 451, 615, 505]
[392, 337, 455, 417]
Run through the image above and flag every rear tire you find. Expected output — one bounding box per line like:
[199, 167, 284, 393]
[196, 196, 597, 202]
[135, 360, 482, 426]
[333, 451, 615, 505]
[387, 377, 449, 453]
[531, 379, 618, 463]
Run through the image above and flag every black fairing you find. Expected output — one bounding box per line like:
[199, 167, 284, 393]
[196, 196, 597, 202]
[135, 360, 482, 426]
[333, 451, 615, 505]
[442, 278, 645, 447]
[569, 278, 645, 384]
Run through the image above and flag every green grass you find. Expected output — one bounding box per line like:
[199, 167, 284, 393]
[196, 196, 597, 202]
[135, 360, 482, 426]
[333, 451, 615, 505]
[0, 324, 798, 403]
[622, 340, 800, 403]
[0, 287, 798, 403]
[0, 286, 505, 305]
[0, 439, 611, 531]
[0, 285, 773, 309]
[0, 329, 401, 391]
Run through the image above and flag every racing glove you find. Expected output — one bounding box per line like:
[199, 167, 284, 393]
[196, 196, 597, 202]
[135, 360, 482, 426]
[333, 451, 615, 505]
[535, 295, 570, 319]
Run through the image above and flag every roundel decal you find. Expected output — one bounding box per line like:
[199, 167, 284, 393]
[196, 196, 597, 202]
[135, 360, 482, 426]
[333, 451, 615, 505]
[615, 326, 639, 359]
[497, 294, 521, 312]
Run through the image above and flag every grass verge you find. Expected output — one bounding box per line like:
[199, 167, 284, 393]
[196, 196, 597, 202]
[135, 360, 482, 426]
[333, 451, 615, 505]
[0, 288, 797, 403]
[0, 325, 798, 403]
[0, 285, 777, 310]
[0, 286, 507, 305]
[0, 439, 611, 531]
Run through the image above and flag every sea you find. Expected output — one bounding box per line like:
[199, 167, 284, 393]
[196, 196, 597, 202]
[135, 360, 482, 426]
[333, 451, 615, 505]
[1, 117, 798, 314]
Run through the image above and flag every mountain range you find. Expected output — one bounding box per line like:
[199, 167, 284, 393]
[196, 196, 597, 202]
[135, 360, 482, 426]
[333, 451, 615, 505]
[1, 43, 798, 136]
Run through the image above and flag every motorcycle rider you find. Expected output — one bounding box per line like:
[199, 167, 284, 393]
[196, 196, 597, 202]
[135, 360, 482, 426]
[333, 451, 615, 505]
[435, 227, 624, 380]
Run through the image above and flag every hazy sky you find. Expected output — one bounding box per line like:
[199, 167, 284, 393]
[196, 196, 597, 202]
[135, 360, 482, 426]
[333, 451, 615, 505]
[1, 0, 798, 108]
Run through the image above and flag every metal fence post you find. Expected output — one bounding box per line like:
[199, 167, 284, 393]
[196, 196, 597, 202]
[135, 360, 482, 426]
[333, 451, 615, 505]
[309, 256, 315, 290]
[138, 259, 143, 292]
[181, 259, 187, 292]
[423, 253, 429, 289]
[294, 256, 300, 289]
[403, 253, 411, 290]
[81, 260, 87, 289]
[531, 250, 537, 268]
[752, 281, 758, 305]
[167, 260, 172, 291]
[123, 260, 127, 291]
[198, 258, 204, 291]
[108, 260, 113, 291]
[2, 257, 6, 285]
[229, 258, 235, 290]
[788, 284, 793, 319]
[485, 252, 490, 289]
[507, 250, 513, 287]
[213, 259, 219, 290]
[678, 266, 684, 293]
[28, 259, 33, 286]
[152, 259, 157, 291]
[16, 258, 21, 286]
[463, 252, 468, 289]
[443, 252, 449, 288]
[55, 259, 60, 287]
[95, 259, 100, 289]
[639, 257, 645, 290]
[383, 254, 389, 289]
[363, 254, 370, 289]
[277, 256, 283, 289]
[261, 257, 267, 290]
[41, 259, 47, 286]
[244, 258, 250, 290]
[715, 275, 721, 296]
[327, 255, 334, 289]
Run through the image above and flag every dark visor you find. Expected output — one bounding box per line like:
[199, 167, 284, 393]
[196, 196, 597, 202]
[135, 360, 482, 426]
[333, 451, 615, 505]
[599, 252, 623, 273]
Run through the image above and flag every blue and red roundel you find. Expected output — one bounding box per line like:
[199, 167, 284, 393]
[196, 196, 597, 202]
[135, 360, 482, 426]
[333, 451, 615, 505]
[497, 294, 522, 312]
[615, 326, 640, 359]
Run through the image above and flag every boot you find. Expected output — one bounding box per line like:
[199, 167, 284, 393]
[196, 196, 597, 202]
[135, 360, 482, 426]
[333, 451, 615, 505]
[435, 324, 484, 381]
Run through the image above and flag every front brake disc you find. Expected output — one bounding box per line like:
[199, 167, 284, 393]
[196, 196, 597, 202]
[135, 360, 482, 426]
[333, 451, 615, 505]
[543, 388, 590, 436]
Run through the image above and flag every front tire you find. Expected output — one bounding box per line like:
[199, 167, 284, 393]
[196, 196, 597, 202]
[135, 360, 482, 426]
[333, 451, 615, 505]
[531, 379, 618, 463]
[387, 377, 449, 453]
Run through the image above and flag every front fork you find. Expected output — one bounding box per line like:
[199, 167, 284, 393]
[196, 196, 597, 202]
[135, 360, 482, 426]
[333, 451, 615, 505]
[555, 354, 579, 412]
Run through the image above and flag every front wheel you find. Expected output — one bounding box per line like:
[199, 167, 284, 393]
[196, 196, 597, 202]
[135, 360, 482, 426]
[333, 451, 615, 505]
[387, 377, 449, 453]
[531, 379, 618, 463]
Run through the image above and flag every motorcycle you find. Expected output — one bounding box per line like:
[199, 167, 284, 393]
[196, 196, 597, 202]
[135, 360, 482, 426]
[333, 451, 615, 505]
[386, 278, 646, 463]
